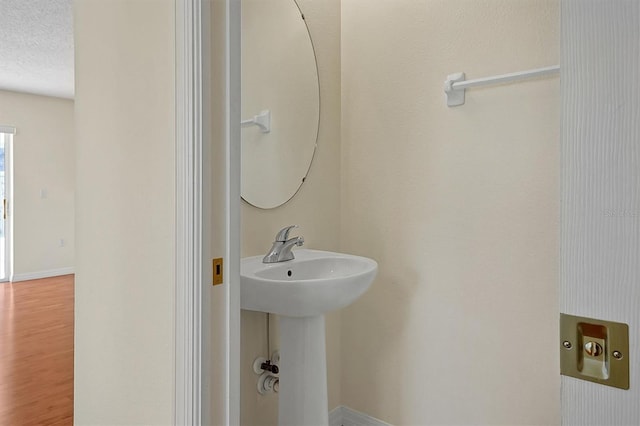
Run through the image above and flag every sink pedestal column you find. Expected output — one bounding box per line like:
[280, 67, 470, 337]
[278, 315, 328, 426]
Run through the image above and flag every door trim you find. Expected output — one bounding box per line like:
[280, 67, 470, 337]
[175, 0, 204, 423]
[226, 0, 242, 424]
[0, 129, 13, 282]
[174, 0, 241, 424]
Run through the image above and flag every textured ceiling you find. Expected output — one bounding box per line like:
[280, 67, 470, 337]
[0, 0, 74, 99]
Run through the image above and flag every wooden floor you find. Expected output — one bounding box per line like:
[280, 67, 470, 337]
[0, 275, 74, 425]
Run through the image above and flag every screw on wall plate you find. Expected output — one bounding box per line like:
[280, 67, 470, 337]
[562, 340, 573, 350]
[613, 350, 624, 360]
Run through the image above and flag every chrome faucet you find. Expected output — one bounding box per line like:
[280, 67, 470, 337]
[262, 225, 304, 263]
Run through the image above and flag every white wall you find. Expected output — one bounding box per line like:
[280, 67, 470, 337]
[0, 90, 74, 279]
[73, 0, 175, 423]
[239, 0, 342, 424]
[561, 1, 640, 424]
[340, 1, 560, 424]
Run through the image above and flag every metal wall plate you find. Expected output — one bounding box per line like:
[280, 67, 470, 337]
[560, 314, 629, 389]
[212, 258, 224, 286]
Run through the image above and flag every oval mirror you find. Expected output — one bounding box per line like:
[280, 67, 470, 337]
[241, 0, 320, 209]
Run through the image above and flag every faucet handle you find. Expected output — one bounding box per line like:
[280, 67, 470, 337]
[275, 225, 298, 242]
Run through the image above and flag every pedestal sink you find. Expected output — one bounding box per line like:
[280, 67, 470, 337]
[241, 249, 378, 426]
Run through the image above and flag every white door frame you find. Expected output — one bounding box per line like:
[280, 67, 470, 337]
[0, 126, 14, 283]
[222, 0, 242, 423]
[175, 0, 241, 424]
[175, 0, 203, 422]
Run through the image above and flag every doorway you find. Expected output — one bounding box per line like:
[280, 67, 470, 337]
[0, 129, 12, 282]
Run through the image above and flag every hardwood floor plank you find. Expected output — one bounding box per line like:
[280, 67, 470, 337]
[0, 275, 74, 425]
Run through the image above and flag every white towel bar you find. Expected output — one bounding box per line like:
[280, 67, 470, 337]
[444, 65, 560, 107]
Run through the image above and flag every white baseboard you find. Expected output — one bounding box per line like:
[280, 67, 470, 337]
[11, 267, 75, 282]
[329, 406, 392, 426]
[329, 406, 343, 426]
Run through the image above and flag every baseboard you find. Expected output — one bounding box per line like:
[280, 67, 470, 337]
[329, 406, 392, 426]
[11, 267, 75, 282]
[329, 406, 343, 426]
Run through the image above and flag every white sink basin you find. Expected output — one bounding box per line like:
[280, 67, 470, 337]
[241, 248, 377, 425]
[241, 249, 378, 317]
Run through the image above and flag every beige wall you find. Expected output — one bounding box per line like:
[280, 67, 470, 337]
[0, 90, 75, 279]
[239, 0, 342, 424]
[340, 0, 560, 424]
[73, 0, 175, 423]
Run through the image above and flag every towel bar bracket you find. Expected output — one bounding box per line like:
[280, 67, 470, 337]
[444, 73, 466, 107]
